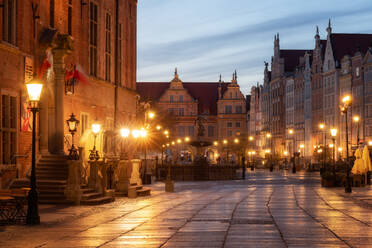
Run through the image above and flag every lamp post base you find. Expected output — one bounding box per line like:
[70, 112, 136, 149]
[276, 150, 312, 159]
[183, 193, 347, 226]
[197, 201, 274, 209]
[165, 179, 174, 192]
[26, 189, 40, 225]
[292, 164, 296, 174]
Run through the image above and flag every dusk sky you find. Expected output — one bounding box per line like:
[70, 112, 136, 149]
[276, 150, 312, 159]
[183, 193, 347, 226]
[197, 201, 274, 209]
[137, 0, 372, 94]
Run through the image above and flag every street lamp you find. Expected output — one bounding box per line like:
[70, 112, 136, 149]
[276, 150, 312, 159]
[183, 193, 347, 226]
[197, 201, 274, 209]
[353, 115, 360, 145]
[341, 95, 352, 193]
[66, 113, 80, 160]
[25, 79, 43, 225]
[120, 128, 130, 159]
[319, 123, 326, 171]
[148, 111, 155, 120]
[330, 128, 337, 181]
[288, 129, 296, 173]
[89, 123, 101, 161]
[266, 133, 274, 172]
[156, 125, 162, 131]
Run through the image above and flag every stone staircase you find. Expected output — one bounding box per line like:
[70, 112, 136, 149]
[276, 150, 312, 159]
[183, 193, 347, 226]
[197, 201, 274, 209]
[10, 155, 114, 205]
[130, 183, 151, 197]
[80, 184, 114, 205]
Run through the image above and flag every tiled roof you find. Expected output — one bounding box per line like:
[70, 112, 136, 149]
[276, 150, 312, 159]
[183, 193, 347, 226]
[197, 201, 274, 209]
[331, 33, 372, 62]
[280, 49, 311, 73]
[136, 82, 229, 115]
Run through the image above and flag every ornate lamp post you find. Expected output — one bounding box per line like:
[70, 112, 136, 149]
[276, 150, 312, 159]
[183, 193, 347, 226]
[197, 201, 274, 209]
[89, 123, 101, 161]
[120, 128, 130, 160]
[66, 113, 80, 160]
[353, 115, 360, 146]
[223, 139, 229, 163]
[25, 79, 43, 225]
[266, 133, 273, 172]
[288, 128, 296, 173]
[341, 95, 352, 193]
[319, 123, 326, 171]
[330, 128, 337, 181]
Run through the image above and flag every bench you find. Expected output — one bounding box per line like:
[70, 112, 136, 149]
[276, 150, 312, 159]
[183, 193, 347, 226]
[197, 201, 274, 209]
[0, 188, 29, 225]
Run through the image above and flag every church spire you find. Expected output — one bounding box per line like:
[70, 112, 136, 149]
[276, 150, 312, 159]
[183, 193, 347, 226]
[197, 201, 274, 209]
[326, 18, 332, 36]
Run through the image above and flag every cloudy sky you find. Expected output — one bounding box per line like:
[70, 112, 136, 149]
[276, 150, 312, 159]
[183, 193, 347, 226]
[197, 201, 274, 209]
[137, 0, 372, 94]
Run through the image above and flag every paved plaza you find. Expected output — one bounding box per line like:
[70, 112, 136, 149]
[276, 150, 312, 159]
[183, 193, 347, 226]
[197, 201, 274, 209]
[1, 170, 372, 248]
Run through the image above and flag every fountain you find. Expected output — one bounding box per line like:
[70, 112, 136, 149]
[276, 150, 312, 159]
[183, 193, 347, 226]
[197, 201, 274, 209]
[190, 115, 212, 168]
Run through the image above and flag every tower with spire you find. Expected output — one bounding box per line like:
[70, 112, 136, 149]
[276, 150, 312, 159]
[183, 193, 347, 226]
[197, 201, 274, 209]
[170, 67, 183, 89]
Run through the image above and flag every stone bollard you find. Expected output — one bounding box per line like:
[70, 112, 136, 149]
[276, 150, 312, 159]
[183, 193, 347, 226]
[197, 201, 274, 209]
[64, 160, 82, 205]
[165, 179, 174, 192]
[116, 160, 131, 196]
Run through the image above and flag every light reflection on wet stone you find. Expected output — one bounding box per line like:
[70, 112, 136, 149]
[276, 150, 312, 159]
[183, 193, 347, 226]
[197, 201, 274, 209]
[0, 170, 372, 247]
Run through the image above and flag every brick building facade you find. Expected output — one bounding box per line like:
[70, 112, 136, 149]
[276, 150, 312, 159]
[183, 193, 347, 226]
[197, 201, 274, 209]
[137, 70, 248, 161]
[253, 21, 372, 161]
[0, 0, 138, 188]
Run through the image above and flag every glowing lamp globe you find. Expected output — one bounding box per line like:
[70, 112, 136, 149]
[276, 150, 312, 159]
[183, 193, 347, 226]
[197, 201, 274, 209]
[120, 128, 130, 138]
[330, 128, 337, 137]
[66, 113, 79, 133]
[148, 111, 155, 119]
[92, 123, 101, 135]
[132, 129, 140, 138]
[140, 128, 147, 138]
[26, 80, 43, 102]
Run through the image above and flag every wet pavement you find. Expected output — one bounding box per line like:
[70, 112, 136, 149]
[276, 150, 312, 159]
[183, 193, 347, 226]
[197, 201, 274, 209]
[1, 169, 372, 248]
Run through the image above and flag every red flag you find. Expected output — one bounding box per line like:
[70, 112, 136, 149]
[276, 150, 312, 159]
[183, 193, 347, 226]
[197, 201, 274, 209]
[73, 64, 89, 85]
[37, 57, 51, 78]
[65, 66, 75, 81]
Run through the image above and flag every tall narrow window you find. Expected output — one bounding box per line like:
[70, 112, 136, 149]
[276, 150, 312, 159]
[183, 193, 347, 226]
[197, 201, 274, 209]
[2, 0, 16, 44]
[117, 23, 122, 86]
[105, 13, 112, 81]
[50, 0, 55, 28]
[68, 0, 72, 35]
[80, 113, 89, 135]
[89, 2, 98, 77]
[1, 94, 17, 164]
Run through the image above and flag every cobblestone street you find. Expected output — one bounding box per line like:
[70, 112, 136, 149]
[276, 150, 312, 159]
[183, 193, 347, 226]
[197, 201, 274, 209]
[1, 170, 372, 248]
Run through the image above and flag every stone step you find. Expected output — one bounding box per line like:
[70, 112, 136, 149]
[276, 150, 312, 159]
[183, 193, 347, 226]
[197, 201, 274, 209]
[80, 196, 114, 205]
[39, 199, 74, 205]
[81, 192, 102, 200]
[81, 188, 96, 194]
[39, 193, 67, 200]
[36, 164, 69, 169]
[36, 175, 68, 180]
[37, 180, 67, 185]
[137, 187, 151, 197]
[136, 185, 143, 190]
[38, 188, 65, 194]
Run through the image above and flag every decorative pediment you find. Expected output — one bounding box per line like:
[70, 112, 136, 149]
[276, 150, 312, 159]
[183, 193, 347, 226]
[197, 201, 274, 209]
[170, 68, 183, 89]
[363, 48, 372, 65]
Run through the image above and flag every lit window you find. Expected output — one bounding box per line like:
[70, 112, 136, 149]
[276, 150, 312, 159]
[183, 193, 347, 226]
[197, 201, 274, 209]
[2, 0, 16, 45]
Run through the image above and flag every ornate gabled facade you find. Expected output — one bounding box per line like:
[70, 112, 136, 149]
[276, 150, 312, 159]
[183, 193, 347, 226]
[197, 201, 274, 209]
[137, 70, 247, 160]
[269, 34, 310, 156]
[321, 21, 372, 157]
[260, 21, 372, 162]
[311, 27, 327, 149]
